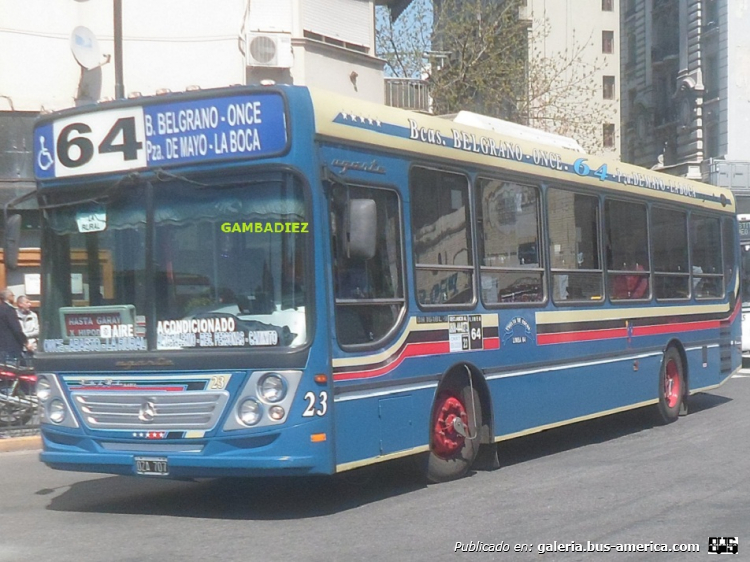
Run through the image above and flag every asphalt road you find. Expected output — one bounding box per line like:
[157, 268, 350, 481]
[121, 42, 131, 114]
[1, 373, 748, 562]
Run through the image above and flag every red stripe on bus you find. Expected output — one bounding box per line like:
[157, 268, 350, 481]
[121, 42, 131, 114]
[537, 327, 629, 345]
[632, 319, 720, 336]
[538, 314, 730, 345]
[483, 337, 500, 350]
[334, 341, 450, 381]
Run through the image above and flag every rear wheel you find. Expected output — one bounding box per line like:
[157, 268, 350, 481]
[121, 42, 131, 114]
[426, 380, 482, 483]
[657, 347, 684, 423]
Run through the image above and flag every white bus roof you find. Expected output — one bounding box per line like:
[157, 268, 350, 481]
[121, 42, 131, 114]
[447, 111, 585, 153]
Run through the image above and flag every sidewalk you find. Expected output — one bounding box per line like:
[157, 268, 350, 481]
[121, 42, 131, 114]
[0, 432, 41, 452]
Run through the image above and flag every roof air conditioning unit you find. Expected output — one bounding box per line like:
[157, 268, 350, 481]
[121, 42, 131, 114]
[245, 32, 293, 68]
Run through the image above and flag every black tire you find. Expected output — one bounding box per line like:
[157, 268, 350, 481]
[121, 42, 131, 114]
[657, 347, 684, 424]
[426, 379, 482, 483]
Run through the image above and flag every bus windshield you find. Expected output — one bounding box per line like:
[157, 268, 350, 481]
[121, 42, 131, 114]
[40, 173, 309, 353]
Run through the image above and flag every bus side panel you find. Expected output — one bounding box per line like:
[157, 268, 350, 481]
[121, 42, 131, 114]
[490, 353, 662, 436]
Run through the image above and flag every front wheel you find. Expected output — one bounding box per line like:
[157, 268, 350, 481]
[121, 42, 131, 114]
[426, 380, 482, 483]
[657, 347, 684, 424]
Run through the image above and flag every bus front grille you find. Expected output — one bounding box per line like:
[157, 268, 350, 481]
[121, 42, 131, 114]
[71, 391, 230, 430]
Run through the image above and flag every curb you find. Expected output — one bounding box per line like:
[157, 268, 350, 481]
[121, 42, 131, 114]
[0, 435, 41, 453]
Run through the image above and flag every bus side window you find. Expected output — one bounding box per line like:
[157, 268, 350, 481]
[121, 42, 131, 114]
[605, 199, 650, 301]
[548, 188, 602, 302]
[477, 178, 544, 305]
[331, 184, 405, 347]
[410, 167, 474, 306]
[652, 207, 690, 299]
[690, 213, 723, 298]
[722, 217, 736, 294]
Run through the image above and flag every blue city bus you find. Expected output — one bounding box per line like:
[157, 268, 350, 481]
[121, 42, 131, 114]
[31, 85, 741, 482]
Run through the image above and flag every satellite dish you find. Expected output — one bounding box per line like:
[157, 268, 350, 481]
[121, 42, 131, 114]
[70, 26, 102, 70]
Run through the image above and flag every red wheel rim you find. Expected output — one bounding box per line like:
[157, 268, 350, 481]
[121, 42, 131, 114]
[664, 359, 681, 409]
[432, 392, 468, 457]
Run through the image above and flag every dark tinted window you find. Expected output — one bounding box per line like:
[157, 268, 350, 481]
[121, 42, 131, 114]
[605, 199, 650, 300]
[478, 178, 543, 304]
[690, 214, 723, 298]
[548, 188, 602, 302]
[651, 207, 689, 299]
[331, 185, 404, 346]
[722, 217, 736, 292]
[411, 167, 473, 306]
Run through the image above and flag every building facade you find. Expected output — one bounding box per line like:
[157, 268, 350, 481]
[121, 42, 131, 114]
[527, 0, 621, 156]
[620, 0, 750, 182]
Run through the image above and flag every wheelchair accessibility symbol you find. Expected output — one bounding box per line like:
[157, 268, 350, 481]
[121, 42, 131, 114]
[37, 136, 54, 171]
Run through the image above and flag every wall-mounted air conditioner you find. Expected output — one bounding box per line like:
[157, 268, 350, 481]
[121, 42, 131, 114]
[245, 32, 293, 68]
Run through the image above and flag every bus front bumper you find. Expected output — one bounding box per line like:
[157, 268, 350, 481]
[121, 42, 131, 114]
[39, 424, 332, 478]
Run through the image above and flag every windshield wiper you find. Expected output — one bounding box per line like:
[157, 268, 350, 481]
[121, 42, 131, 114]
[37, 172, 141, 210]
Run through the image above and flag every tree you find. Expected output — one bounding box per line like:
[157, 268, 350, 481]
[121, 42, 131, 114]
[376, 0, 614, 154]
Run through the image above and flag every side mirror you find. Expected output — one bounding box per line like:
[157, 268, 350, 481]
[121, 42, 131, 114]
[345, 199, 376, 260]
[3, 214, 22, 270]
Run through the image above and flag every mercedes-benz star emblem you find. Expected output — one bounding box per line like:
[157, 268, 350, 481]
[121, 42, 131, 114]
[138, 400, 157, 423]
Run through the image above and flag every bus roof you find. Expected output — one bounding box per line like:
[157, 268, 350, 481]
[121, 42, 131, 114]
[310, 87, 734, 214]
[447, 111, 585, 153]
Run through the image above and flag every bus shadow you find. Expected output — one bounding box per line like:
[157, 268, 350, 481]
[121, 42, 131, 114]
[43, 393, 730, 520]
[496, 392, 731, 468]
[44, 458, 428, 520]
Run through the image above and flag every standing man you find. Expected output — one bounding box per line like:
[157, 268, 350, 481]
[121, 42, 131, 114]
[0, 288, 27, 363]
[16, 295, 39, 352]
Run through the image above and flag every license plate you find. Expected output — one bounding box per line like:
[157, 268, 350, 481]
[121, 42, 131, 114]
[135, 456, 169, 476]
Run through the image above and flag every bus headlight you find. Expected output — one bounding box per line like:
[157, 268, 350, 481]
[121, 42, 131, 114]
[48, 399, 67, 424]
[238, 398, 262, 426]
[36, 376, 52, 403]
[268, 405, 285, 421]
[258, 373, 287, 403]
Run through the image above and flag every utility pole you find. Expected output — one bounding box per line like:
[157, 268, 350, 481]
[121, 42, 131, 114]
[114, 0, 124, 99]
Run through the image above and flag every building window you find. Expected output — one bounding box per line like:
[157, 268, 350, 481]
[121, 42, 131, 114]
[704, 109, 720, 158]
[627, 33, 637, 67]
[603, 76, 616, 99]
[704, 0, 719, 28]
[704, 53, 719, 99]
[602, 0, 614, 11]
[627, 141, 636, 164]
[602, 30, 615, 53]
[603, 123, 615, 148]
